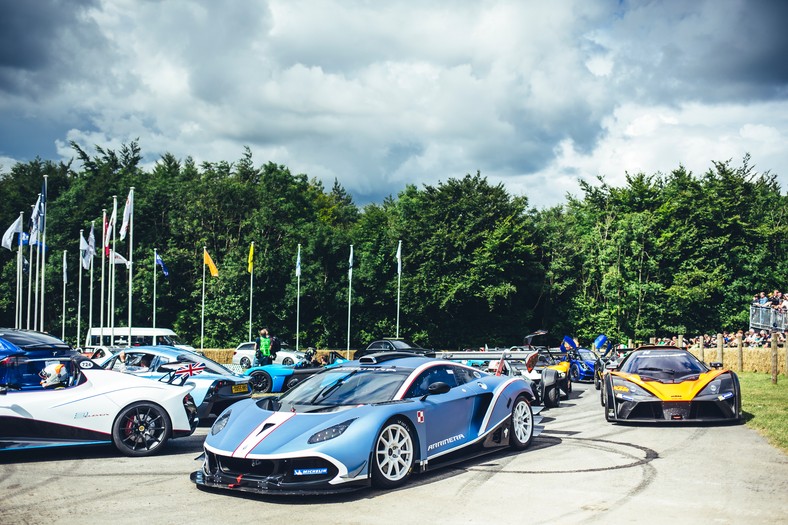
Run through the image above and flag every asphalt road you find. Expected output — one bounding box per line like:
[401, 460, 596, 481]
[2, 382, 786, 525]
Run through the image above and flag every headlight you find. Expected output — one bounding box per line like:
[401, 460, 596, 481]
[308, 419, 356, 444]
[211, 410, 231, 435]
[698, 374, 735, 399]
[612, 379, 657, 401]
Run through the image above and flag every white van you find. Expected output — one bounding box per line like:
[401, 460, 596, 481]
[85, 327, 197, 353]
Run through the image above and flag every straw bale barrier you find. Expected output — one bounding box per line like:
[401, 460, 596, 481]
[204, 346, 785, 375]
[687, 346, 786, 374]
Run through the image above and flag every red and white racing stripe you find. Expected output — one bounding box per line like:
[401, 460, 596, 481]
[232, 411, 296, 458]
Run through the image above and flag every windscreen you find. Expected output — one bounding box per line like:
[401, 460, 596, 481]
[279, 366, 411, 406]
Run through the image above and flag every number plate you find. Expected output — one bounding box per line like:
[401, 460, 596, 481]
[232, 384, 249, 394]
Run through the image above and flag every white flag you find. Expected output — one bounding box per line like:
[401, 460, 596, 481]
[295, 245, 301, 277]
[105, 199, 117, 248]
[79, 232, 91, 269]
[396, 240, 402, 275]
[62, 251, 68, 282]
[119, 189, 133, 241]
[112, 250, 130, 269]
[348, 245, 354, 279]
[29, 194, 42, 236]
[2, 215, 23, 250]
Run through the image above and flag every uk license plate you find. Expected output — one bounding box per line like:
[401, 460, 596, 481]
[232, 384, 248, 394]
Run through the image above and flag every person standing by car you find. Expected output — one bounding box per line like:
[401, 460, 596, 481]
[255, 328, 272, 366]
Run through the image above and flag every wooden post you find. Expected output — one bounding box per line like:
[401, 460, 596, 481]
[717, 333, 724, 364]
[736, 334, 743, 372]
[678, 334, 684, 348]
[699, 334, 704, 363]
[772, 335, 779, 384]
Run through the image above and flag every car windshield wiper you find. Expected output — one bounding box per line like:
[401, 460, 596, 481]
[308, 371, 358, 404]
[638, 366, 675, 375]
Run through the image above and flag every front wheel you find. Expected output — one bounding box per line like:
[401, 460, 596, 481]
[112, 402, 171, 457]
[545, 385, 559, 408]
[240, 357, 251, 369]
[249, 370, 272, 393]
[371, 419, 415, 490]
[594, 371, 601, 390]
[510, 396, 534, 450]
[570, 364, 580, 382]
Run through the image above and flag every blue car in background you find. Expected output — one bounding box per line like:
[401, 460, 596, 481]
[99, 345, 251, 420]
[558, 335, 598, 382]
[0, 329, 77, 389]
[244, 350, 348, 393]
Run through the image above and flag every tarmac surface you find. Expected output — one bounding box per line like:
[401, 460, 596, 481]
[1, 382, 786, 524]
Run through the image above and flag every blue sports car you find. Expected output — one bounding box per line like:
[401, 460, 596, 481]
[191, 352, 543, 495]
[244, 351, 347, 393]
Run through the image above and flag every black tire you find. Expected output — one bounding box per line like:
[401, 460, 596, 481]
[249, 370, 273, 393]
[545, 385, 559, 408]
[240, 357, 251, 369]
[371, 418, 415, 489]
[112, 402, 172, 457]
[570, 364, 580, 382]
[566, 378, 573, 395]
[603, 378, 616, 422]
[510, 395, 534, 450]
[282, 357, 294, 365]
[594, 371, 601, 390]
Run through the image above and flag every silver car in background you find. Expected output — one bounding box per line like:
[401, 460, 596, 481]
[231, 340, 305, 368]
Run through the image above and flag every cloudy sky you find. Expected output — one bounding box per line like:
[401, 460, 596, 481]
[1, 0, 786, 207]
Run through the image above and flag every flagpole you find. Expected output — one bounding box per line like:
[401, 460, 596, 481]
[248, 241, 254, 342]
[61, 250, 67, 340]
[15, 211, 24, 329]
[110, 195, 117, 344]
[26, 219, 34, 329]
[99, 210, 107, 345]
[396, 240, 402, 339]
[77, 230, 83, 347]
[33, 194, 41, 331]
[201, 246, 206, 353]
[127, 187, 134, 347]
[153, 248, 157, 331]
[347, 244, 353, 354]
[295, 244, 301, 352]
[87, 221, 95, 347]
[40, 174, 48, 332]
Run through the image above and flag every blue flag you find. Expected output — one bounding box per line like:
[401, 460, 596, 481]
[155, 253, 169, 277]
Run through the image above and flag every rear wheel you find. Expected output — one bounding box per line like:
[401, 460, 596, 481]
[249, 370, 272, 393]
[510, 396, 534, 450]
[112, 402, 171, 457]
[594, 371, 601, 390]
[371, 419, 415, 489]
[282, 357, 294, 365]
[240, 357, 251, 368]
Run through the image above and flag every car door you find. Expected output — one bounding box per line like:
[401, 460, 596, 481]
[404, 365, 475, 457]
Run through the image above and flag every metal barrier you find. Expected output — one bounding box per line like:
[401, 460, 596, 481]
[750, 304, 787, 332]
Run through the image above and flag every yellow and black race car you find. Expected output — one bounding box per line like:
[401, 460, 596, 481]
[601, 346, 741, 423]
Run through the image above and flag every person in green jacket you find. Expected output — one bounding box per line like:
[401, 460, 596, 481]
[255, 328, 272, 366]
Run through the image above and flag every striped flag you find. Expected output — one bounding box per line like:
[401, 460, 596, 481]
[295, 245, 301, 277]
[348, 245, 353, 279]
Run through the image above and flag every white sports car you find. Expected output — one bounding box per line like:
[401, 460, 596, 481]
[0, 356, 198, 456]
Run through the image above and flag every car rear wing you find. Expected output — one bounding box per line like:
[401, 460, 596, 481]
[436, 350, 537, 360]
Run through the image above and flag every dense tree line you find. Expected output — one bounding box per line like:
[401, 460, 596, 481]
[1, 143, 785, 350]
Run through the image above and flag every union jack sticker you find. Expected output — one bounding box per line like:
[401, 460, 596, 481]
[417, 410, 424, 423]
[174, 362, 206, 377]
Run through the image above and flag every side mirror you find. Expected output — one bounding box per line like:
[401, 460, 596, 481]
[421, 381, 451, 400]
[605, 362, 619, 371]
[709, 362, 723, 369]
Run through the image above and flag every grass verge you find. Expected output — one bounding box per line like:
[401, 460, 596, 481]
[739, 372, 788, 453]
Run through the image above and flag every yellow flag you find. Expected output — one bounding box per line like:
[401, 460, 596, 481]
[248, 242, 254, 273]
[204, 248, 219, 277]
